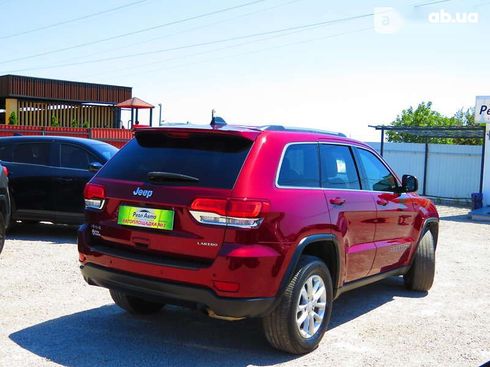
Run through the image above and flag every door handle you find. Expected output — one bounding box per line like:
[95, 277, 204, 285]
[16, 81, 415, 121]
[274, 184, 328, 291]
[329, 197, 346, 206]
[377, 199, 389, 206]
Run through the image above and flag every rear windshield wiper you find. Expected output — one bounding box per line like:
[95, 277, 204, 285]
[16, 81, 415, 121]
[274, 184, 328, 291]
[147, 171, 200, 183]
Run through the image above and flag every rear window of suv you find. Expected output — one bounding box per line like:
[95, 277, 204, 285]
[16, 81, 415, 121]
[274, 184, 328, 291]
[97, 132, 253, 189]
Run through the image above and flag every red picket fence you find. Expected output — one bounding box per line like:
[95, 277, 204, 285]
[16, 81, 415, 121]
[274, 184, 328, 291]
[0, 125, 133, 148]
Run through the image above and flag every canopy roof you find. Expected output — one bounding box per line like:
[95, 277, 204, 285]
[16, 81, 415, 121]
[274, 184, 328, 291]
[369, 125, 485, 139]
[116, 97, 154, 109]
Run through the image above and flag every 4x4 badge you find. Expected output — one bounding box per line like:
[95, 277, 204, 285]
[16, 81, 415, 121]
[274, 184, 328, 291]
[132, 187, 153, 199]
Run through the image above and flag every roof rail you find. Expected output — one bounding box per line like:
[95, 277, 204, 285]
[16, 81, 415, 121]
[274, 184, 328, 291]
[261, 125, 346, 137]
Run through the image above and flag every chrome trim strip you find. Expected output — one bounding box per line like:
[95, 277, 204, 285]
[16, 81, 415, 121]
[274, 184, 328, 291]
[84, 199, 105, 210]
[189, 210, 263, 229]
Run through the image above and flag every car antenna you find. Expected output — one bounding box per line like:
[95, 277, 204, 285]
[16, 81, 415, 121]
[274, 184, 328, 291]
[210, 109, 227, 127]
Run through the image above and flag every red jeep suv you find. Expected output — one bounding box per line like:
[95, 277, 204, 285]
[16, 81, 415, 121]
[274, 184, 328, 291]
[78, 122, 439, 354]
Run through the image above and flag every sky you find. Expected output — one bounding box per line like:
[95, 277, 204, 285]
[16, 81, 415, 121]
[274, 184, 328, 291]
[0, 0, 489, 141]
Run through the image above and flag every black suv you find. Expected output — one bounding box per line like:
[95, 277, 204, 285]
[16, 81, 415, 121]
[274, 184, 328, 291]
[0, 136, 118, 226]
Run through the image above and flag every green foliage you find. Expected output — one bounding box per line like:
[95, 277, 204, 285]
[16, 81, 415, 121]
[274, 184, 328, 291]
[82, 121, 89, 128]
[8, 112, 17, 125]
[50, 115, 59, 127]
[386, 102, 482, 145]
[70, 119, 79, 128]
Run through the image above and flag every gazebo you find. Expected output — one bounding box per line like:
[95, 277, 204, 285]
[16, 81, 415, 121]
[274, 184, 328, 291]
[116, 97, 154, 128]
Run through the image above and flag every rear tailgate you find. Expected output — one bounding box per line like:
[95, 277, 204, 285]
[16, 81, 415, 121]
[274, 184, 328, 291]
[86, 128, 257, 262]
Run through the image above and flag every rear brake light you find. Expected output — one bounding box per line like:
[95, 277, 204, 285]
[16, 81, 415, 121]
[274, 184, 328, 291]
[227, 200, 264, 217]
[84, 183, 105, 210]
[190, 198, 269, 229]
[190, 198, 227, 216]
[2, 166, 8, 176]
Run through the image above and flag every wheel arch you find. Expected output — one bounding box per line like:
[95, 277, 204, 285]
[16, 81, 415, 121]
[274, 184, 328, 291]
[279, 234, 342, 300]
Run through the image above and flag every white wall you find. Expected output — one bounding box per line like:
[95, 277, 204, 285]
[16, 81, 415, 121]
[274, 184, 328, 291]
[367, 142, 482, 200]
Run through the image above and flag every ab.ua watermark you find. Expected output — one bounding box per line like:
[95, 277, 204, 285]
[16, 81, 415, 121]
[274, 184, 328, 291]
[374, 7, 480, 34]
[374, 7, 404, 34]
[428, 9, 479, 24]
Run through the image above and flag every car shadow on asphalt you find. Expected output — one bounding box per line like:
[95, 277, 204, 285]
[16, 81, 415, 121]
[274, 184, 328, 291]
[9, 276, 425, 367]
[6, 222, 78, 245]
[329, 276, 426, 329]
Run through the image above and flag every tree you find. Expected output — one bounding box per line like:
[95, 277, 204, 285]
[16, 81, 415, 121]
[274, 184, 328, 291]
[8, 112, 17, 125]
[386, 102, 482, 145]
[50, 115, 59, 127]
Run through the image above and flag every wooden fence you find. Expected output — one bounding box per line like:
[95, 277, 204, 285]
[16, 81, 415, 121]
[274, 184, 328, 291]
[0, 125, 133, 148]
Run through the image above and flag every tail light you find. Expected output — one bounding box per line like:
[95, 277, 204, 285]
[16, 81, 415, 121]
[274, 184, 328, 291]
[84, 183, 105, 210]
[190, 198, 269, 229]
[2, 166, 8, 176]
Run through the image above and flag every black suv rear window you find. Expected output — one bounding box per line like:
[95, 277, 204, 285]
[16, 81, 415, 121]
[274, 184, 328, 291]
[97, 132, 253, 189]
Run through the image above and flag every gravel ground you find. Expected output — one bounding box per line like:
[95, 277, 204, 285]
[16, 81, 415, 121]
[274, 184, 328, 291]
[0, 206, 489, 367]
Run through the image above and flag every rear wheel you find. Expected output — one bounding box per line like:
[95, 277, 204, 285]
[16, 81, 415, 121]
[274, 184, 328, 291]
[404, 230, 435, 291]
[109, 289, 164, 315]
[262, 255, 333, 354]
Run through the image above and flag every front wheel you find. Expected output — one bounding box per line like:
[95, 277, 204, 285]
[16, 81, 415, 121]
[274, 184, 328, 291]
[404, 230, 436, 291]
[109, 289, 164, 315]
[262, 255, 333, 354]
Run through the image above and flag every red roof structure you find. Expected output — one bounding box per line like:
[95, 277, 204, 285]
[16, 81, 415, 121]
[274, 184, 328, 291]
[116, 97, 154, 109]
[116, 97, 155, 127]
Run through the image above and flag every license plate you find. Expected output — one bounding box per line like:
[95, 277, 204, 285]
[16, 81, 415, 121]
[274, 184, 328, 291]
[117, 205, 174, 230]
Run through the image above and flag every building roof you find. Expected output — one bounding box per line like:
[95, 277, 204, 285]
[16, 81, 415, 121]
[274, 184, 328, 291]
[116, 97, 154, 109]
[0, 74, 132, 104]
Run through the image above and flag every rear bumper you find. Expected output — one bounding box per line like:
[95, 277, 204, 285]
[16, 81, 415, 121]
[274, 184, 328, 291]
[81, 263, 275, 318]
[78, 223, 286, 299]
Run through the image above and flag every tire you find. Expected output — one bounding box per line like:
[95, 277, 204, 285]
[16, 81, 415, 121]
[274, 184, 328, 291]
[404, 230, 435, 291]
[0, 213, 5, 255]
[262, 255, 333, 354]
[109, 289, 164, 315]
[7, 217, 17, 234]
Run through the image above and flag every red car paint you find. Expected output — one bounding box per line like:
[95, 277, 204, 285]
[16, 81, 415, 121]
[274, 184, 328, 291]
[78, 124, 439, 314]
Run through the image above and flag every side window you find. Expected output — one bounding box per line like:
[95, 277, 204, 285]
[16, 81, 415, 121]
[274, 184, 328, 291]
[320, 145, 360, 190]
[60, 144, 92, 170]
[356, 148, 398, 192]
[278, 144, 320, 188]
[13, 143, 50, 166]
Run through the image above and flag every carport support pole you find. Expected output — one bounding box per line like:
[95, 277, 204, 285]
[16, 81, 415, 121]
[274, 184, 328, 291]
[423, 140, 429, 196]
[479, 126, 486, 194]
[380, 128, 385, 156]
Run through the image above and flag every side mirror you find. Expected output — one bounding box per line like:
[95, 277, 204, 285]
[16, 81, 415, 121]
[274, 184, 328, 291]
[88, 162, 103, 172]
[401, 174, 418, 193]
